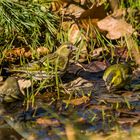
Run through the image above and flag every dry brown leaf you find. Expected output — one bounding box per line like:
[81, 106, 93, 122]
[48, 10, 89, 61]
[36, 118, 60, 127]
[78, 18, 99, 40]
[108, 0, 119, 12]
[68, 19, 99, 62]
[64, 4, 85, 18]
[117, 118, 139, 125]
[92, 47, 105, 57]
[80, 0, 86, 5]
[78, 18, 98, 30]
[26, 134, 38, 140]
[18, 79, 31, 95]
[50, 0, 68, 12]
[97, 16, 134, 39]
[113, 45, 128, 59]
[36, 47, 49, 56]
[61, 21, 74, 31]
[24, 51, 32, 58]
[72, 0, 86, 5]
[112, 8, 126, 18]
[89, 105, 111, 110]
[5, 47, 25, 57]
[63, 96, 89, 106]
[65, 123, 76, 140]
[126, 37, 140, 65]
[68, 23, 83, 44]
[68, 19, 98, 44]
[0, 76, 3, 82]
[4, 46, 50, 62]
[4, 47, 30, 62]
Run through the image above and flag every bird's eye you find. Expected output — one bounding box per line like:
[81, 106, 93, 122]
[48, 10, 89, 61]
[67, 45, 73, 49]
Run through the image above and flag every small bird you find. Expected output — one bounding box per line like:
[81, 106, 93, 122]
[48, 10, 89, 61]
[103, 63, 132, 91]
[9, 43, 76, 80]
[0, 77, 23, 102]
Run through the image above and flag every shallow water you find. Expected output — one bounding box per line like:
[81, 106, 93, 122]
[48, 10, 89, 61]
[0, 66, 140, 140]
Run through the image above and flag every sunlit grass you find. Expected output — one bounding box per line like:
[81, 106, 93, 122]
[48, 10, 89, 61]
[0, 0, 59, 62]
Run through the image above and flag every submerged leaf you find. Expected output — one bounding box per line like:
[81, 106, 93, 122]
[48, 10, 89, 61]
[63, 96, 89, 106]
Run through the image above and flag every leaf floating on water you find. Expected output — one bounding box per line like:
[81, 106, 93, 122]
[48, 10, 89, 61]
[36, 118, 60, 127]
[65, 123, 76, 140]
[63, 96, 89, 106]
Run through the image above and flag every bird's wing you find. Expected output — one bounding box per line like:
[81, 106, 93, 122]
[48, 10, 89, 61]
[39, 52, 58, 65]
[9, 53, 57, 73]
[56, 56, 69, 71]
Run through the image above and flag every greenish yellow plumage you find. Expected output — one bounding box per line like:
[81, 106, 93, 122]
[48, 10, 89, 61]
[9, 43, 75, 80]
[103, 63, 132, 91]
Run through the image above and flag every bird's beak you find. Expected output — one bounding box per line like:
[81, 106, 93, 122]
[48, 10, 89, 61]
[71, 45, 77, 51]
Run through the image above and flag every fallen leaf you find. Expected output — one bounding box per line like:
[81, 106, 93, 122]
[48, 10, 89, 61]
[0, 76, 3, 82]
[78, 18, 99, 40]
[18, 79, 31, 95]
[117, 116, 140, 125]
[88, 105, 111, 110]
[36, 118, 60, 127]
[68, 20, 95, 47]
[5, 47, 25, 58]
[65, 123, 76, 140]
[78, 18, 98, 30]
[92, 47, 105, 58]
[112, 8, 126, 18]
[80, 0, 86, 5]
[3, 46, 50, 62]
[108, 0, 119, 12]
[61, 21, 74, 31]
[97, 16, 134, 39]
[126, 36, 140, 65]
[64, 4, 85, 18]
[68, 23, 82, 44]
[72, 0, 86, 5]
[36, 47, 49, 56]
[63, 96, 89, 106]
[26, 134, 37, 140]
[50, 0, 68, 12]
[113, 45, 128, 59]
